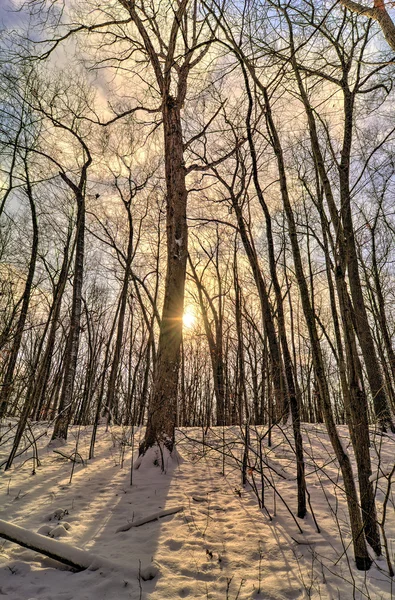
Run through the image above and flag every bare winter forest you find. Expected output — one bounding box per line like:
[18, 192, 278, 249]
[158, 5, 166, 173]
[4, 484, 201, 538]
[1, 0, 395, 598]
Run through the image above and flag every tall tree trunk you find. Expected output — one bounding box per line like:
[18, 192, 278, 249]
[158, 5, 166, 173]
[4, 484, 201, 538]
[311, 168, 382, 554]
[264, 89, 372, 570]
[31, 232, 73, 421]
[230, 195, 285, 424]
[0, 159, 38, 418]
[367, 226, 395, 407]
[242, 65, 306, 518]
[52, 180, 87, 441]
[188, 256, 226, 426]
[104, 200, 134, 423]
[339, 89, 393, 432]
[233, 247, 248, 424]
[140, 96, 188, 453]
[5, 236, 73, 469]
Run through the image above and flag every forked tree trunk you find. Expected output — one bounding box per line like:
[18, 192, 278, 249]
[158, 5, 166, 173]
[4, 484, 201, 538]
[282, 51, 383, 554]
[289, 50, 393, 432]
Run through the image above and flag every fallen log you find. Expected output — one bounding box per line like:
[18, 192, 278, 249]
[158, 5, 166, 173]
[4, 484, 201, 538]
[116, 505, 184, 532]
[0, 519, 115, 572]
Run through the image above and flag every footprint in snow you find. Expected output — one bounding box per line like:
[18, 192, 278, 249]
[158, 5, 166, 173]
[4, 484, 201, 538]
[140, 563, 160, 581]
[165, 539, 183, 551]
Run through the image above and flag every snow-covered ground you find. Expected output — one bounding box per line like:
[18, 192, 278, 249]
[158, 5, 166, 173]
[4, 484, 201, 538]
[0, 422, 394, 599]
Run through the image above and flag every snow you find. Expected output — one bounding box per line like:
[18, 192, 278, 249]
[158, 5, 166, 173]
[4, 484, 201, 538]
[0, 422, 393, 599]
[115, 506, 184, 532]
[0, 518, 107, 571]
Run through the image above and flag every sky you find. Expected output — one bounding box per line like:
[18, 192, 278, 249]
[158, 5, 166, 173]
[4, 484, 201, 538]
[0, 1, 26, 30]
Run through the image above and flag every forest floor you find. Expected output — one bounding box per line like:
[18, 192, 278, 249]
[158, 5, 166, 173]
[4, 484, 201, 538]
[0, 422, 394, 599]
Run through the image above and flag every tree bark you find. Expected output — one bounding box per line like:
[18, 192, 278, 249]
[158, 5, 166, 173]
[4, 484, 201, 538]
[339, 0, 395, 52]
[140, 96, 188, 453]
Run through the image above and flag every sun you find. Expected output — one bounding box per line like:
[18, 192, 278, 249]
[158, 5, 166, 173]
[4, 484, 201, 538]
[183, 307, 196, 329]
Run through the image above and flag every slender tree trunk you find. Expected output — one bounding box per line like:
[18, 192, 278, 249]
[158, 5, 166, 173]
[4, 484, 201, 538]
[188, 256, 226, 426]
[89, 302, 120, 460]
[105, 204, 134, 423]
[0, 160, 38, 418]
[264, 89, 372, 569]
[339, 90, 393, 432]
[233, 247, 248, 423]
[314, 175, 382, 554]
[31, 233, 73, 421]
[231, 197, 285, 424]
[364, 228, 395, 409]
[242, 66, 306, 517]
[52, 182, 87, 441]
[5, 234, 74, 469]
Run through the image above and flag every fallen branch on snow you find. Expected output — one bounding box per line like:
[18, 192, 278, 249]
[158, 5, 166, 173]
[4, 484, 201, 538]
[0, 519, 120, 573]
[116, 506, 184, 532]
[291, 534, 324, 545]
[53, 449, 85, 464]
